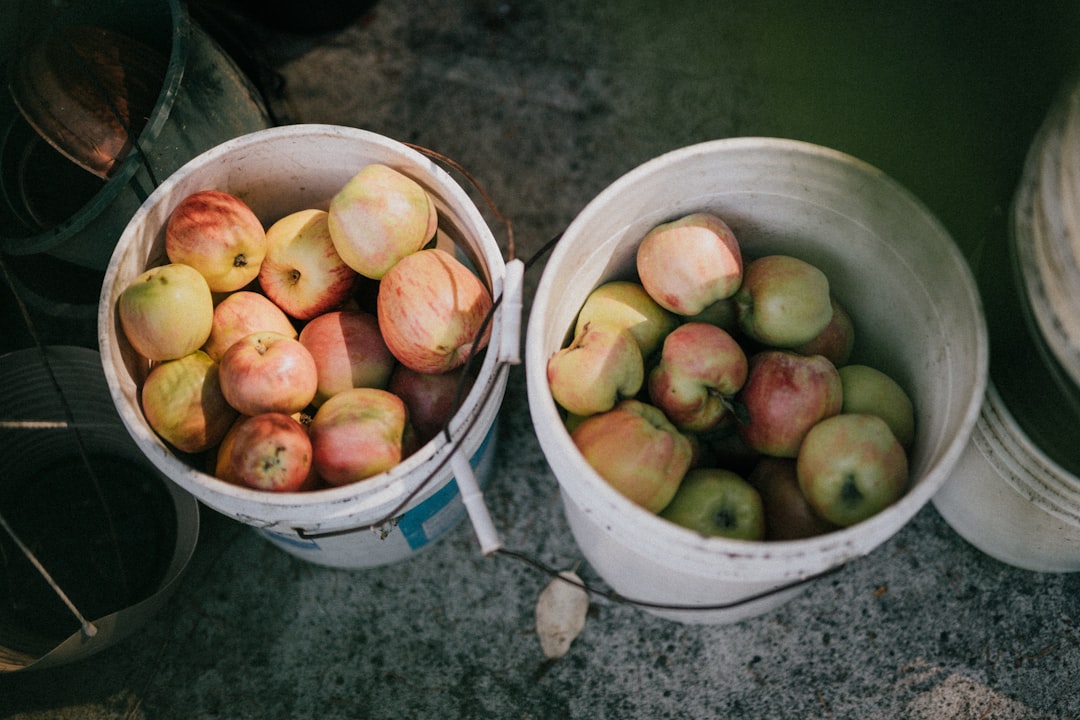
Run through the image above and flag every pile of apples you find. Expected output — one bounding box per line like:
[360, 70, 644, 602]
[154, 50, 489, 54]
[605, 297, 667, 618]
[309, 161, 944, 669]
[547, 212, 916, 541]
[116, 164, 493, 493]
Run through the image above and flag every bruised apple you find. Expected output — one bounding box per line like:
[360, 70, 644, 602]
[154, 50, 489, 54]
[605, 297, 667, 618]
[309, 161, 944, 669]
[635, 212, 743, 316]
[570, 399, 693, 513]
[308, 387, 413, 486]
[327, 163, 437, 279]
[118, 263, 214, 362]
[548, 321, 644, 418]
[218, 331, 318, 416]
[299, 309, 396, 406]
[573, 280, 678, 358]
[165, 189, 266, 293]
[259, 208, 358, 321]
[377, 248, 492, 374]
[203, 290, 297, 361]
[140, 350, 238, 454]
[228, 413, 316, 492]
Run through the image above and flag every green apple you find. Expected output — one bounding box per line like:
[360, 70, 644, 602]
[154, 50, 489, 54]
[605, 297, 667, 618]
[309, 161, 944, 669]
[659, 468, 765, 540]
[570, 399, 693, 513]
[793, 296, 855, 367]
[547, 321, 644, 417]
[748, 456, 837, 541]
[646, 322, 748, 433]
[140, 350, 238, 454]
[838, 364, 916, 447]
[574, 280, 678, 358]
[797, 413, 909, 527]
[118, 262, 214, 362]
[635, 212, 743, 316]
[733, 254, 832, 347]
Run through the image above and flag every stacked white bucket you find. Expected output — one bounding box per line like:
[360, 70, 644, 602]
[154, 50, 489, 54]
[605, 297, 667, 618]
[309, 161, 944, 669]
[99, 126, 511, 569]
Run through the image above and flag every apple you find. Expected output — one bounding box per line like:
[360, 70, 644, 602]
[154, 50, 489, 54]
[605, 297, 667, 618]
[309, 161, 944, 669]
[547, 321, 644, 417]
[388, 363, 475, 445]
[203, 290, 297, 361]
[733, 254, 833, 347]
[647, 322, 748, 433]
[748, 456, 837, 540]
[635, 212, 743, 316]
[573, 280, 678, 358]
[797, 413, 909, 527]
[298, 309, 396, 406]
[164, 189, 267, 293]
[228, 412, 315, 492]
[212, 414, 248, 484]
[686, 297, 738, 330]
[377, 247, 493, 374]
[140, 350, 238, 454]
[218, 331, 318, 416]
[118, 263, 214, 362]
[327, 163, 437, 279]
[258, 208, 358, 320]
[308, 387, 413, 486]
[793, 296, 855, 367]
[659, 468, 765, 541]
[736, 350, 842, 457]
[570, 399, 694, 513]
[696, 417, 760, 475]
[838, 364, 916, 447]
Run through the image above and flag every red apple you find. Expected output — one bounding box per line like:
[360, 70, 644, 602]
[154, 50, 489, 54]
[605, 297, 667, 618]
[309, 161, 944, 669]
[647, 322, 748, 433]
[118, 262, 214, 362]
[308, 387, 412, 486]
[140, 350, 238, 454]
[228, 412, 315, 492]
[793, 296, 855, 367]
[388, 363, 475, 445]
[733, 254, 833, 347]
[327, 163, 437, 279]
[298, 309, 396, 406]
[218, 331, 318, 416]
[547, 321, 644, 418]
[258, 208, 358, 320]
[570, 399, 694, 513]
[203, 290, 297, 361]
[748, 456, 838, 540]
[736, 350, 842, 458]
[165, 189, 267, 293]
[377, 247, 493, 374]
[635, 212, 743, 316]
[797, 413, 909, 526]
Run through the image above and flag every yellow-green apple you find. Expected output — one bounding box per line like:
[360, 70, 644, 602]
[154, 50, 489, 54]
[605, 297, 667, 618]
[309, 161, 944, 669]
[203, 290, 297, 361]
[377, 247, 492, 374]
[736, 350, 842, 457]
[797, 413, 909, 526]
[793, 296, 854, 367]
[647, 322, 748, 433]
[748, 456, 837, 540]
[387, 363, 475, 445]
[228, 412, 316, 492]
[838, 364, 916, 447]
[686, 297, 738, 330]
[733, 254, 832, 347]
[573, 280, 678, 358]
[118, 262, 214, 362]
[570, 399, 693, 513]
[635, 212, 743, 316]
[327, 163, 437, 279]
[164, 189, 267, 293]
[140, 350, 238, 454]
[659, 468, 765, 540]
[547, 321, 644, 417]
[258, 208, 358, 320]
[308, 387, 413, 486]
[298, 309, 396, 406]
[218, 331, 318, 416]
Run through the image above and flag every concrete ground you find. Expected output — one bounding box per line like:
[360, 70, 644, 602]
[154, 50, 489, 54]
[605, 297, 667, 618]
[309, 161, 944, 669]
[3, 1, 1080, 717]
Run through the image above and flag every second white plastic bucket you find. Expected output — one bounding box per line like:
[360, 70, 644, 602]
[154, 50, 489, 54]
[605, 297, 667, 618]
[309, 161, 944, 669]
[98, 125, 510, 569]
[525, 137, 988, 624]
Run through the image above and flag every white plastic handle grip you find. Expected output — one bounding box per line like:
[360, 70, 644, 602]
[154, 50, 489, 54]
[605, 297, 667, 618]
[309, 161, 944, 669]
[450, 446, 502, 555]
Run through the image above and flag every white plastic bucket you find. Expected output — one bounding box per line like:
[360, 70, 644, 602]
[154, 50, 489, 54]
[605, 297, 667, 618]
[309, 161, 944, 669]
[525, 137, 988, 624]
[98, 125, 510, 569]
[932, 75, 1080, 572]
